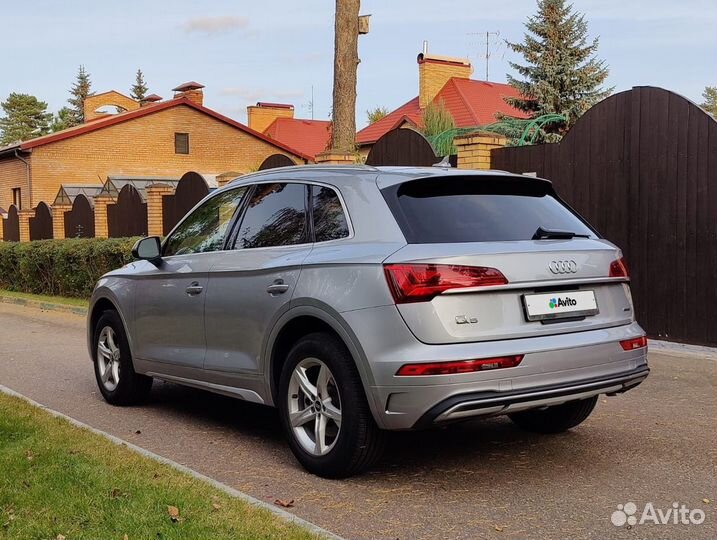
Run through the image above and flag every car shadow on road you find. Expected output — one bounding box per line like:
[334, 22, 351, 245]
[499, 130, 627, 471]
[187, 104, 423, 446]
[136, 379, 605, 483]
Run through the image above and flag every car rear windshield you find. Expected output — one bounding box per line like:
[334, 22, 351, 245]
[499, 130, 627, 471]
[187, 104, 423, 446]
[381, 176, 596, 243]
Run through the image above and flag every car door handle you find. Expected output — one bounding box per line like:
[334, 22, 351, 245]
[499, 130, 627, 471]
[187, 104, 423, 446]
[185, 282, 204, 296]
[267, 280, 290, 295]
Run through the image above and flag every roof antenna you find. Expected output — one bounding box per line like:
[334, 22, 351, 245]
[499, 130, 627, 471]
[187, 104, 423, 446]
[422, 40, 428, 54]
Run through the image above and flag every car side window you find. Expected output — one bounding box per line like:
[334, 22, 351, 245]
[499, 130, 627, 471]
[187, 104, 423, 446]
[233, 183, 308, 249]
[311, 185, 349, 242]
[163, 187, 247, 256]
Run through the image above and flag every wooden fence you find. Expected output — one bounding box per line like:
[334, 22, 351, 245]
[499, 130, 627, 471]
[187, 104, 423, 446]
[107, 185, 147, 238]
[492, 86, 717, 346]
[3, 205, 19, 241]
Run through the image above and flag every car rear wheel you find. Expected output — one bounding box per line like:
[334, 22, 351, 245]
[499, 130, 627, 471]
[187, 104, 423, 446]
[278, 332, 385, 478]
[93, 310, 152, 405]
[508, 396, 598, 433]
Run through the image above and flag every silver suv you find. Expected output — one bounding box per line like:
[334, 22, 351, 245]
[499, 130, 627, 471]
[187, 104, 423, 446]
[88, 165, 649, 477]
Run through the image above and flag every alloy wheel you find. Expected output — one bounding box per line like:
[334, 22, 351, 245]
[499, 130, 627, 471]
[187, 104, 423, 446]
[97, 326, 121, 392]
[287, 357, 342, 456]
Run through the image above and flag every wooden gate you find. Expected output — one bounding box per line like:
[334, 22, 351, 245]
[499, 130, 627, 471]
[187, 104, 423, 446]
[64, 194, 95, 238]
[162, 172, 209, 235]
[365, 128, 440, 166]
[2, 205, 20, 242]
[259, 154, 295, 170]
[491, 86, 717, 346]
[107, 185, 147, 238]
[29, 202, 53, 240]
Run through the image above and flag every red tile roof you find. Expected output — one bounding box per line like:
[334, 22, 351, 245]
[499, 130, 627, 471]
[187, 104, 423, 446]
[263, 117, 332, 159]
[356, 79, 528, 145]
[7, 97, 312, 161]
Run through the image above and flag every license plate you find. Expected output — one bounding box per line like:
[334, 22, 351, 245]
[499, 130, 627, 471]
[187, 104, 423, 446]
[523, 290, 598, 321]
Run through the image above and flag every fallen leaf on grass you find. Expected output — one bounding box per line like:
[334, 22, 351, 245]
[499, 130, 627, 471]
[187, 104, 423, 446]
[211, 502, 222, 511]
[26, 450, 34, 461]
[703, 498, 711, 504]
[494, 525, 505, 532]
[274, 499, 295, 508]
[123, 535, 129, 540]
[167, 506, 181, 523]
[57, 535, 66, 540]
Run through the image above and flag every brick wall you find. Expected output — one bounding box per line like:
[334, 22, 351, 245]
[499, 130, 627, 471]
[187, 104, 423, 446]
[247, 104, 294, 133]
[0, 156, 30, 211]
[27, 104, 301, 207]
[454, 134, 507, 170]
[418, 58, 472, 109]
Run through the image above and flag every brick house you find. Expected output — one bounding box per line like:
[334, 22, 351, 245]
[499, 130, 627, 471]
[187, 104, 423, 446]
[355, 51, 529, 152]
[0, 82, 311, 212]
[247, 102, 331, 160]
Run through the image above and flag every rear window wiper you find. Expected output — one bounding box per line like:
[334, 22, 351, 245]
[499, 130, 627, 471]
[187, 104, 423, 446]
[532, 226, 591, 240]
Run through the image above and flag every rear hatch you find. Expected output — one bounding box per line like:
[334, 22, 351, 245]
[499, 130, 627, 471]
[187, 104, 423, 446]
[380, 173, 634, 344]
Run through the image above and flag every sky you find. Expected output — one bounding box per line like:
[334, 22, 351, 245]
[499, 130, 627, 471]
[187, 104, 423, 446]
[3, 0, 716, 129]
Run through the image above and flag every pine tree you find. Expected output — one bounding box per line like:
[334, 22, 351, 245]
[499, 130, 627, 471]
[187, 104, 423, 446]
[0, 93, 52, 144]
[50, 107, 74, 132]
[67, 65, 93, 126]
[130, 69, 149, 101]
[506, 0, 612, 132]
[700, 86, 717, 116]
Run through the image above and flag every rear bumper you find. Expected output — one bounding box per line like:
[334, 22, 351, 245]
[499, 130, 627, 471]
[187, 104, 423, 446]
[412, 365, 649, 428]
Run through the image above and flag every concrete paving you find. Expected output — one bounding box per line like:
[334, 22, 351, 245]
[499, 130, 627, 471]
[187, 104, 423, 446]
[0, 302, 715, 539]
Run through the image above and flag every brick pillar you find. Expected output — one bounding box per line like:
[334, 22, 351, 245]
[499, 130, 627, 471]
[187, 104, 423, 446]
[315, 150, 356, 165]
[18, 210, 32, 242]
[51, 204, 71, 240]
[454, 133, 507, 170]
[0, 215, 4, 241]
[145, 184, 175, 237]
[94, 195, 113, 239]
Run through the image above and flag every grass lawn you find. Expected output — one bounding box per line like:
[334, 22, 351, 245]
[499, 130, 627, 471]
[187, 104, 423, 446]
[0, 290, 88, 308]
[0, 392, 320, 540]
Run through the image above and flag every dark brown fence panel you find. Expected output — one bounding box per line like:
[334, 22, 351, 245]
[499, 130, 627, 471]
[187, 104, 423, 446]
[491, 86, 717, 346]
[64, 194, 95, 238]
[29, 202, 53, 240]
[366, 128, 440, 166]
[259, 154, 295, 170]
[107, 185, 147, 238]
[162, 172, 209, 235]
[2, 205, 20, 242]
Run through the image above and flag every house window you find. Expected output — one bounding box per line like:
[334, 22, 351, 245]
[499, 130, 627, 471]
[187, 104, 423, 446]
[11, 188, 21, 209]
[175, 132, 189, 154]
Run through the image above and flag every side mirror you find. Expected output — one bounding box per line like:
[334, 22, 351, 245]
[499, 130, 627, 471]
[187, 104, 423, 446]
[131, 236, 162, 262]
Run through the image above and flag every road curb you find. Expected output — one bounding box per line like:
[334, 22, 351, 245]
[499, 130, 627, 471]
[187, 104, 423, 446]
[0, 293, 87, 316]
[0, 383, 344, 540]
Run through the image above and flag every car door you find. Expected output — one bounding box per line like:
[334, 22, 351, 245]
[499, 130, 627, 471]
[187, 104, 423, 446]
[204, 182, 312, 376]
[133, 186, 247, 373]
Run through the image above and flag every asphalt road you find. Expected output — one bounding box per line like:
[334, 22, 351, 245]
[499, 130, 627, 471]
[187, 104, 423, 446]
[0, 302, 715, 540]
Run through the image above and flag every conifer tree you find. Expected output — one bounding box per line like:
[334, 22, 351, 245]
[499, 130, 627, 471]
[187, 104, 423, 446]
[67, 65, 93, 126]
[0, 93, 52, 144]
[506, 0, 612, 132]
[130, 69, 149, 101]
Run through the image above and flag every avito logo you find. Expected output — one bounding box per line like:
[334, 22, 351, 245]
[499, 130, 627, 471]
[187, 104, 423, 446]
[549, 297, 578, 309]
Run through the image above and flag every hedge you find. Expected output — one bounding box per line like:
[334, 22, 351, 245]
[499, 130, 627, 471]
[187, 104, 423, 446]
[0, 237, 139, 298]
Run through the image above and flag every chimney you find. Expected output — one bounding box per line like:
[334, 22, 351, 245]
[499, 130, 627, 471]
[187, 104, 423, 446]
[172, 81, 205, 106]
[246, 102, 294, 133]
[417, 52, 472, 109]
[140, 94, 162, 107]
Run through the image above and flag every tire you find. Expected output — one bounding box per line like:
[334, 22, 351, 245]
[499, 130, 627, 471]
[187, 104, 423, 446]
[508, 396, 598, 434]
[278, 332, 385, 478]
[93, 310, 152, 405]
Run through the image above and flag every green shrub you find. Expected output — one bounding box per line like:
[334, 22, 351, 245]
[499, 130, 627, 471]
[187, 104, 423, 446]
[0, 237, 139, 298]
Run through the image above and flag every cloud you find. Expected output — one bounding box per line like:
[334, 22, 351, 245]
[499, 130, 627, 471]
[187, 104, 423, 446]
[219, 87, 304, 102]
[183, 16, 249, 34]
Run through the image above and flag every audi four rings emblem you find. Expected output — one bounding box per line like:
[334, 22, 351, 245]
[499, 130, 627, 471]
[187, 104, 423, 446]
[548, 260, 578, 274]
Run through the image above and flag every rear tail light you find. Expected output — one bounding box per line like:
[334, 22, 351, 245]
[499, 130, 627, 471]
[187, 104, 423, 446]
[620, 336, 647, 351]
[609, 257, 630, 279]
[396, 355, 524, 376]
[383, 263, 508, 304]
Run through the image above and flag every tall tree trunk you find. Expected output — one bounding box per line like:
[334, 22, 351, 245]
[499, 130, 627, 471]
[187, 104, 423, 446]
[330, 0, 360, 152]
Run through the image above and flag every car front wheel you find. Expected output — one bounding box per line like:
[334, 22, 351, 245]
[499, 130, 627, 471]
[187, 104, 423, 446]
[93, 310, 152, 405]
[278, 332, 385, 478]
